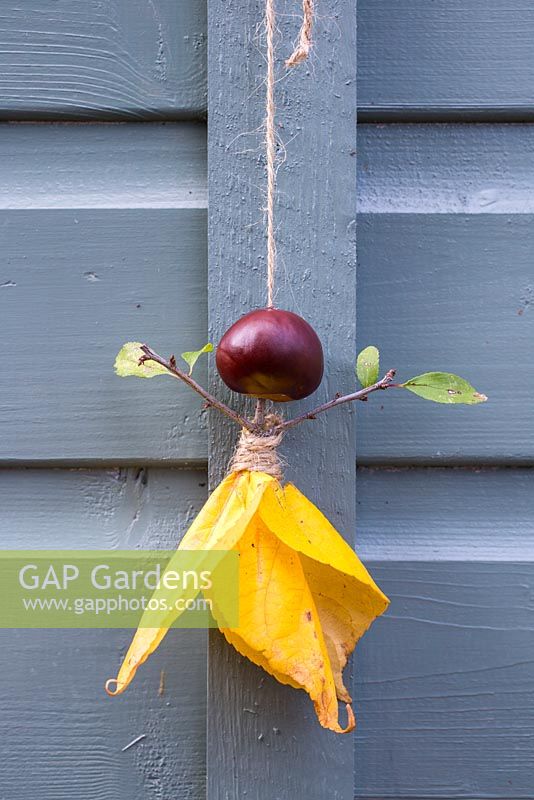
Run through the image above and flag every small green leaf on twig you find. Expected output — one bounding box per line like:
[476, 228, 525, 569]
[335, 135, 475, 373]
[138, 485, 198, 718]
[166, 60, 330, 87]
[356, 346, 380, 387]
[181, 343, 214, 375]
[402, 372, 488, 404]
[114, 342, 168, 378]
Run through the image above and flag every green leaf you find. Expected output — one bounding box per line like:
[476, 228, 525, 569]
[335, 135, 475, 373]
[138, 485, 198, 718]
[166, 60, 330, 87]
[402, 372, 488, 404]
[114, 342, 168, 378]
[181, 343, 213, 375]
[356, 346, 380, 387]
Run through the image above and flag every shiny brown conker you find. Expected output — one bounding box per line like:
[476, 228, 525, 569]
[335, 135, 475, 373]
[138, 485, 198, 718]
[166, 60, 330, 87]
[216, 308, 324, 402]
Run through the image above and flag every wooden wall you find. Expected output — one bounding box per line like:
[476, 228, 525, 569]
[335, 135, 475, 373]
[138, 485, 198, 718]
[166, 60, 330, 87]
[207, 2, 357, 798]
[0, 2, 209, 798]
[356, 2, 534, 798]
[3, 2, 534, 799]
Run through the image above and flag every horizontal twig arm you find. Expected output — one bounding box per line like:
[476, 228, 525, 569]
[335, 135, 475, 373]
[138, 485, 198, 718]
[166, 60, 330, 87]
[138, 346, 397, 436]
[139, 345, 255, 432]
[277, 369, 398, 432]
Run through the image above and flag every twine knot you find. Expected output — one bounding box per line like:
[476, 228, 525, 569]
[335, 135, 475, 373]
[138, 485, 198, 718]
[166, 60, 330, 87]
[229, 414, 284, 480]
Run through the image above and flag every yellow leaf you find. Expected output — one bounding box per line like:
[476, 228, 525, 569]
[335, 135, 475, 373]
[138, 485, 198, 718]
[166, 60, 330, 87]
[300, 558, 369, 703]
[106, 471, 273, 696]
[261, 482, 389, 605]
[106, 470, 389, 736]
[180, 471, 275, 551]
[258, 482, 389, 707]
[216, 513, 355, 733]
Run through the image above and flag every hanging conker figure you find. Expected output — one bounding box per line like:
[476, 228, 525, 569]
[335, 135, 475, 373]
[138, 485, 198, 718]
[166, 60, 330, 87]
[216, 308, 324, 402]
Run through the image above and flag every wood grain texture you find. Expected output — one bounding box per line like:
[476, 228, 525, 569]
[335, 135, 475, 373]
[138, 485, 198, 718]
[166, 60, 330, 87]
[0, 467, 208, 799]
[357, 215, 534, 465]
[207, 1, 357, 797]
[1, 208, 208, 463]
[355, 561, 534, 799]
[358, 0, 534, 120]
[356, 467, 534, 561]
[0, 122, 206, 208]
[2, 628, 206, 800]
[0, 466, 208, 549]
[0, 1, 206, 120]
[358, 124, 534, 214]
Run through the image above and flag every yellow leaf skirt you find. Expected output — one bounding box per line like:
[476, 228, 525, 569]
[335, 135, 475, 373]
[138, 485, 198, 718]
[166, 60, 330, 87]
[106, 471, 389, 734]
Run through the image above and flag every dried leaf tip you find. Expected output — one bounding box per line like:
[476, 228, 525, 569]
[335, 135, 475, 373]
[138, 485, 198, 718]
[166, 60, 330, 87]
[105, 678, 122, 697]
[343, 703, 356, 734]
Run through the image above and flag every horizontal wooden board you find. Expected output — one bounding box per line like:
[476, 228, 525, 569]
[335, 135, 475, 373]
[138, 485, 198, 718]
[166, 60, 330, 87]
[357, 214, 534, 464]
[1, 209, 208, 463]
[358, 0, 534, 120]
[0, 1, 206, 120]
[0, 466, 208, 549]
[0, 122, 206, 208]
[358, 124, 534, 214]
[0, 467, 208, 799]
[1, 628, 206, 799]
[355, 561, 534, 799]
[356, 467, 534, 561]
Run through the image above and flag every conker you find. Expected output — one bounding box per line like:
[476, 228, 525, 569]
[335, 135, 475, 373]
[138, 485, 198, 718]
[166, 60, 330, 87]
[216, 308, 324, 402]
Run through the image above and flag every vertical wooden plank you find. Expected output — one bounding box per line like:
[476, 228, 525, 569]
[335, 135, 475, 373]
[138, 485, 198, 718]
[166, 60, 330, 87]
[207, 1, 356, 797]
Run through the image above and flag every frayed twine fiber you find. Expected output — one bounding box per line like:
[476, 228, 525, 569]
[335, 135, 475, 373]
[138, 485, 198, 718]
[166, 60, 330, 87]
[264, 0, 314, 308]
[285, 0, 314, 67]
[229, 414, 284, 480]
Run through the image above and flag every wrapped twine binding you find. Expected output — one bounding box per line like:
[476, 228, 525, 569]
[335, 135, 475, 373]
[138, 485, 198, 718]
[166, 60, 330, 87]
[229, 414, 284, 481]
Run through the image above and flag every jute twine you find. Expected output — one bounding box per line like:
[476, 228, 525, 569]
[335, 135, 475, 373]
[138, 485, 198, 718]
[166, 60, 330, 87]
[229, 0, 314, 478]
[229, 414, 285, 480]
[285, 0, 314, 67]
[264, 0, 314, 308]
[265, 0, 277, 308]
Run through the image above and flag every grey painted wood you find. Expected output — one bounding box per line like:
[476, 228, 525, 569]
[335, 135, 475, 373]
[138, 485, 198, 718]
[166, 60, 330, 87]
[358, 0, 534, 120]
[355, 28, 534, 800]
[354, 561, 534, 799]
[359, 124, 534, 214]
[0, 467, 208, 799]
[2, 628, 206, 799]
[356, 467, 534, 561]
[0, 122, 206, 208]
[0, 1, 206, 120]
[207, 0, 357, 797]
[1, 208, 208, 463]
[0, 466, 208, 549]
[357, 214, 534, 465]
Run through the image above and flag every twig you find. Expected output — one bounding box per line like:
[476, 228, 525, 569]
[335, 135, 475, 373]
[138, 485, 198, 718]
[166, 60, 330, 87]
[139, 345, 398, 435]
[139, 345, 255, 432]
[254, 398, 266, 429]
[277, 370, 398, 432]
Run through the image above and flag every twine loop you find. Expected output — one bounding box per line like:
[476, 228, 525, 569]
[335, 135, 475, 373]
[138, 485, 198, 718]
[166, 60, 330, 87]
[229, 414, 284, 480]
